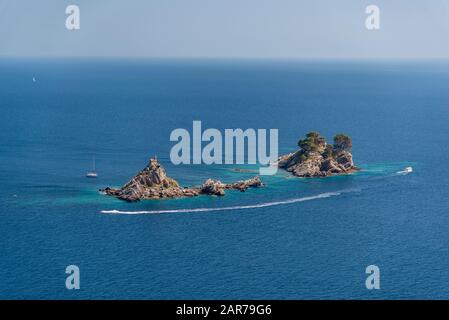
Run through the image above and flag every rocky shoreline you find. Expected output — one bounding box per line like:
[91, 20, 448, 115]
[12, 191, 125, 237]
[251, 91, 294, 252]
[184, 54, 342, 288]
[100, 157, 263, 202]
[278, 132, 358, 177]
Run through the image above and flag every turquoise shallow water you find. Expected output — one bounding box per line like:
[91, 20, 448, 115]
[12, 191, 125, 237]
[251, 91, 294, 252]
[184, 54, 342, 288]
[1, 59, 449, 299]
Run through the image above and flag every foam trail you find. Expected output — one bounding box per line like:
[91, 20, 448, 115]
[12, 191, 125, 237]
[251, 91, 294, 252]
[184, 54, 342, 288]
[101, 190, 356, 215]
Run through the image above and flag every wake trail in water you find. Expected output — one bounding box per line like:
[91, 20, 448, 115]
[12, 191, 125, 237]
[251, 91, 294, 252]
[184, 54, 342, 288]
[101, 189, 359, 215]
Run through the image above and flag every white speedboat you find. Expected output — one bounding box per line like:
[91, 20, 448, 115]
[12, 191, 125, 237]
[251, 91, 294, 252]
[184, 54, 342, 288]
[397, 166, 413, 175]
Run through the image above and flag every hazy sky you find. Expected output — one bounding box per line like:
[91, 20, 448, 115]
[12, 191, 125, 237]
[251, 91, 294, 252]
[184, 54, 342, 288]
[1, 0, 449, 59]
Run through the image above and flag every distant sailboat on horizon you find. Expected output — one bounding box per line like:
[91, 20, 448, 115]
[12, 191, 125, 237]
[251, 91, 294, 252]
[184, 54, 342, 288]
[86, 157, 98, 178]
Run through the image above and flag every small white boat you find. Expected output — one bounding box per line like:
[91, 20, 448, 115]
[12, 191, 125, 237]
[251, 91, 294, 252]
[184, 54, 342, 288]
[86, 157, 98, 178]
[397, 166, 413, 175]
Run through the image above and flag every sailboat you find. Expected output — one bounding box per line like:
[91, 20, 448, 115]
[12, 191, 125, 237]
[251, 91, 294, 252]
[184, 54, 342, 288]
[86, 157, 98, 178]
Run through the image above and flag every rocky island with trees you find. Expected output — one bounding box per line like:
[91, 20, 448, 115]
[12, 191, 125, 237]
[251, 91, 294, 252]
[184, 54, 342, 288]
[278, 132, 358, 177]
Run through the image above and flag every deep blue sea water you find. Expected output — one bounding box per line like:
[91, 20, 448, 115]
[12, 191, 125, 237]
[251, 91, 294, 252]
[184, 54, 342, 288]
[1, 58, 449, 299]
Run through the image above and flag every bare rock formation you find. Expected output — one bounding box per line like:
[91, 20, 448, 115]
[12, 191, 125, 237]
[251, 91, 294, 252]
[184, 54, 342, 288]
[101, 157, 263, 201]
[199, 176, 263, 196]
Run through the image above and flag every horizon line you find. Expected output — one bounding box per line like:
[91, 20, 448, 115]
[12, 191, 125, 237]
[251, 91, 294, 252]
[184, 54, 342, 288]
[2, 55, 449, 62]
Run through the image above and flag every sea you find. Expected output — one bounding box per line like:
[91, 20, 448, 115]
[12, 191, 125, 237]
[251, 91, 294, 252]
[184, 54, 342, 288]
[1, 58, 449, 299]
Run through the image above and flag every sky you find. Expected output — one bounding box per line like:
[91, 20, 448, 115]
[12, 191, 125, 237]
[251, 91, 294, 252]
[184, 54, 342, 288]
[1, 0, 449, 59]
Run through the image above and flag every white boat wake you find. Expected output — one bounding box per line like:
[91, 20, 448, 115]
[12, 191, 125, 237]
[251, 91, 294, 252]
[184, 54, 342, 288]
[101, 189, 359, 215]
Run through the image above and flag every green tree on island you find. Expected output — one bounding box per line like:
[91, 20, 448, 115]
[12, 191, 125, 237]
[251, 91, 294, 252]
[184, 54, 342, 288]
[298, 131, 326, 153]
[333, 134, 352, 151]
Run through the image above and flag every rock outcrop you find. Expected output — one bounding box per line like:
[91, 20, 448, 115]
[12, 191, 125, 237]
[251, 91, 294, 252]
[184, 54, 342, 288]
[278, 132, 358, 177]
[101, 157, 198, 201]
[199, 176, 263, 196]
[101, 157, 263, 201]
